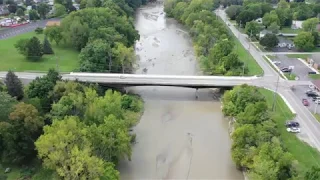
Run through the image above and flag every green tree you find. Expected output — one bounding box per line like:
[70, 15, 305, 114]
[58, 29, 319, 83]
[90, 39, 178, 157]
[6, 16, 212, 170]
[14, 38, 29, 56]
[16, 8, 24, 16]
[44, 25, 63, 45]
[112, 42, 135, 73]
[236, 102, 270, 126]
[1, 102, 44, 163]
[79, 40, 110, 72]
[294, 32, 315, 51]
[43, 36, 54, 54]
[5, 70, 24, 100]
[222, 85, 265, 116]
[26, 36, 43, 61]
[35, 116, 119, 179]
[26, 69, 61, 112]
[245, 21, 260, 39]
[54, 3, 67, 17]
[84, 90, 124, 125]
[50, 92, 85, 119]
[37, 3, 50, 19]
[88, 115, 131, 163]
[259, 33, 279, 50]
[29, 9, 39, 20]
[305, 166, 320, 180]
[0, 92, 17, 121]
[302, 17, 319, 32]
[277, 0, 289, 9]
[262, 11, 280, 28]
[236, 10, 255, 26]
[268, 22, 280, 34]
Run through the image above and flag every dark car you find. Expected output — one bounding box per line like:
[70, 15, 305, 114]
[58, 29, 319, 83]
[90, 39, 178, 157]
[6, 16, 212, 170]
[306, 91, 318, 97]
[281, 67, 292, 73]
[312, 96, 320, 101]
[285, 121, 300, 128]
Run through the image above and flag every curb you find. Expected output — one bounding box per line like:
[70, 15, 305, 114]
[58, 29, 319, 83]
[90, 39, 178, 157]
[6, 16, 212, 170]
[263, 87, 297, 115]
[297, 58, 319, 74]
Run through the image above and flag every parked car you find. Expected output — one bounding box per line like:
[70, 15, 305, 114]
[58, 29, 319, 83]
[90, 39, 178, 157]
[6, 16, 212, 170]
[285, 121, 300, 128]
[281, 67, 292, 72]
[315, 99, 320, 104]
[306, 91, 318, 97]
[273, 61, 281, 65]
[312, 96, 320, 101]
[287, 127, 301, 133]
[302, 98, 309, 106]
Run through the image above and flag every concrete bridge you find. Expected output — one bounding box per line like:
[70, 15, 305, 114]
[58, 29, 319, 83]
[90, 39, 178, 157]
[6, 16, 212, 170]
[0, 72, 311, 89]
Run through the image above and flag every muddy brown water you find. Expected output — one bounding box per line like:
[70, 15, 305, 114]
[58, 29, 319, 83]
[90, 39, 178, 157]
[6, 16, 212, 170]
[117, 3, 244, 180]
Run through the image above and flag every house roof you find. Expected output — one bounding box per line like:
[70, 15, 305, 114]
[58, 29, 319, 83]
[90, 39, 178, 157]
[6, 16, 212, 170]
[312, 80, 320, 90]
[46, 21, 60, 27]
[278, 36, 293, 44]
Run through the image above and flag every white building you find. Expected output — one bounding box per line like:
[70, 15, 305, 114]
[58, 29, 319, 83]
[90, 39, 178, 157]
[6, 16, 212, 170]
[292, 20, 304, 29]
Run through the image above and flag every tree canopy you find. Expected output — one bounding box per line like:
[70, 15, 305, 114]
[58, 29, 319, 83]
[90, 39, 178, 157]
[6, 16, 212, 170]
[222, 85, 298, 179]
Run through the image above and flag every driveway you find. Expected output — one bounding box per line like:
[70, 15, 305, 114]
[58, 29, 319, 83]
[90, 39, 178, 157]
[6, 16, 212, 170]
[0, 18, 61, 40]
[274, 54, 314, 81]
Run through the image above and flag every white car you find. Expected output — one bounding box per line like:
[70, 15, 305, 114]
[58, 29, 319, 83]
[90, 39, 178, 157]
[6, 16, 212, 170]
[287, 127, 301, 133]
[273, 61, 281, 65]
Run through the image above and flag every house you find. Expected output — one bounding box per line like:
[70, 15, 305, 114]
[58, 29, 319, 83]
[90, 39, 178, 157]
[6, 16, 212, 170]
[291, 20, 304, 29]
[46, 20, 60, 27]
[277, 36, 294, 48]
[0, 5, 9, 16]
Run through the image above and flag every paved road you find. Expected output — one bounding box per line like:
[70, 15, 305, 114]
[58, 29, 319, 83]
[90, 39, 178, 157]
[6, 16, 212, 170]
[265, 52, 320, 55]
[216, 9, 320, 150]
[0, 18, 61, 40]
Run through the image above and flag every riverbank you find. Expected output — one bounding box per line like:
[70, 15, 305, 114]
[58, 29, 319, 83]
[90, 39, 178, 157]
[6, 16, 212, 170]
[222, 85, 320, 178]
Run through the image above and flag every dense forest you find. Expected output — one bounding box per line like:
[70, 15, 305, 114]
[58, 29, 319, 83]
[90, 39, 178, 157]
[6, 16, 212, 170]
[0, 0, 147, 179]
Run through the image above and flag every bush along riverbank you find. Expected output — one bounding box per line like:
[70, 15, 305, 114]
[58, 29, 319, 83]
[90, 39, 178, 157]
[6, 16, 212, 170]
[222, 84, 317, 179]
[164, 0, 263, 76]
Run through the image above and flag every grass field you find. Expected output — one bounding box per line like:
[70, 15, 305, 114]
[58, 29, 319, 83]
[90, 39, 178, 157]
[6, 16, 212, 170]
[309, 74, 320, 79]
[286, 54, 311, 59]
[232, 36, 264, 76]
[280, 27, 301, 34]
[0, 32, 79, 72]
[260, 88, 320, 173]
[284, 72, 297, 80]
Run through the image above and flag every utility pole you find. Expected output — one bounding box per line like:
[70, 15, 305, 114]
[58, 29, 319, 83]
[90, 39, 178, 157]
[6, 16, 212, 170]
[237, 20, 241, 52]
[55, 55, 59, 72]
[248, 29, 252, 51]
[272, 75, 280, 112]
[242, 63, 245, 76]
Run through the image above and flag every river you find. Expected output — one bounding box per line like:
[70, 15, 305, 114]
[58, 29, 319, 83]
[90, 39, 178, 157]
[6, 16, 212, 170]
[117, 2, 244, 179]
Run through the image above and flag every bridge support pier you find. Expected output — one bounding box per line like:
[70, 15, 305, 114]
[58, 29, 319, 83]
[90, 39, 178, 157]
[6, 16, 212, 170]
[195, 88, 198, 99]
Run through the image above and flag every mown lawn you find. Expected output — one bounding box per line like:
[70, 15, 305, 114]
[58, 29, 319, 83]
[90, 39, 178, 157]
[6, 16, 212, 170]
[284, 73, 297, 80]
[280, 27, 301, 34]
[286, 54, 311, 59]
[309, 74, 320, 79]
[259, 88, 320, 173]
[232, 36, 264, 76]
[0, 32, 79, 72]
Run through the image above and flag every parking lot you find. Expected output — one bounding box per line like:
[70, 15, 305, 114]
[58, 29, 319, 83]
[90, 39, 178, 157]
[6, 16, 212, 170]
[272, 54, 314, 81]
[0, 18, 61, 40]
[292, 85, 320, 114]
